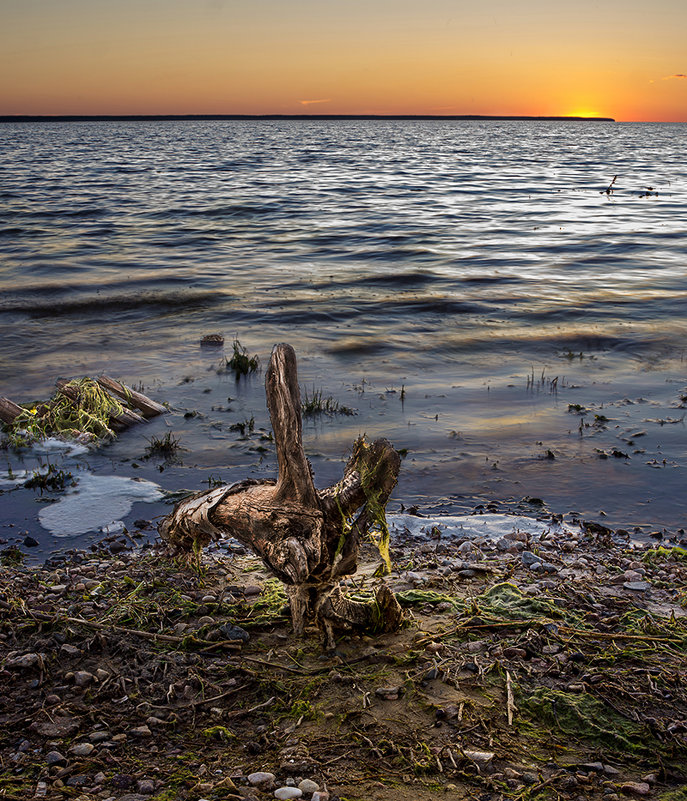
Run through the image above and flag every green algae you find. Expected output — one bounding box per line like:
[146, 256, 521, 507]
[518, 687, 654, 756]
[4, 377, 125, 445]
[474, 582, 575, 623]
[396, 589, 463, 610]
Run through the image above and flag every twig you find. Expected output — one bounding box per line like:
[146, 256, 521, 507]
[558, 625, 684, 644]
[225, 695, 276, 719]
[506, 670, 515, 726]
[190, 683, 250, 708]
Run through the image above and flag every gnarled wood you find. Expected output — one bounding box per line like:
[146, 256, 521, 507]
[0, 397, 23, 425]
[96, 376, 167, 418]
[159, 343, 403, 649]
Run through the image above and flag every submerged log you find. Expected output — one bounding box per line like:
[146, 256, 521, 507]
[0, 397, 23, 425]
[97, 376, 167, 418]
[56, 379, 145, 431]
[159, 343, 403, 649]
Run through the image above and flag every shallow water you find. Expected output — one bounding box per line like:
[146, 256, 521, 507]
[1, 120, 686, 558]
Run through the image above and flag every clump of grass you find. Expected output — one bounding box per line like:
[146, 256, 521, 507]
[301, 388, 356, 418]
[144, 432, 181, 459]
[226, 340, 259, 378]
[24, 463, 76, 494]
[229, 416, 255, 435]
[4, 377, 124, 446]
[0, 546, 24, 566]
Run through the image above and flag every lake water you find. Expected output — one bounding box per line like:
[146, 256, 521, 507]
[1, 120, 686, 558]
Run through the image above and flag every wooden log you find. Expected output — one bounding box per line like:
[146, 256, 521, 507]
[0, 397, 24, 425]
[56, 379, 145, 431]
[97, 376, 167, 418]
[159, 343, 403, 650]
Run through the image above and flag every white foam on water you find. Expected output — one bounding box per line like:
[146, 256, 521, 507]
[388, 513, 575, 541]
[38, 473, 163, 538]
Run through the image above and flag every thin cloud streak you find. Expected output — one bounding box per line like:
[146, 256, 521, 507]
[299, 98, 332, 106]
[662, 74, 686, 79]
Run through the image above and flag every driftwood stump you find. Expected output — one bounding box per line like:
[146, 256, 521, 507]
[159, 344, 403, 649]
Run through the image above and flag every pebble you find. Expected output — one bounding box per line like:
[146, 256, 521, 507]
[311, 793, 329, 801]
[89, 730, 110, 742]
[198, 615, 215, 625]
[375, 686, 403, 700]
[201, 594, 217, 604]
[274, 788, 303, 800]
[521, 551, 540, 567]
[46, 750, 67, 766]
[248, 772, 276, 787]
[5, 652, 41, 670]
[218, 623, 250, 642]
[137, 779, 156, 794]
[69, 742, 95, 756]
[621, 782, 651, 797]
[624, 581, 650, 591]
[463, 750, 494, 764]
[73, 670, 96, 687]
[130, 725, 152, 737]
[298, 779, 319, 793]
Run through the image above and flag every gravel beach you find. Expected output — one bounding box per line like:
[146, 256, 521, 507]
[1, 514, 686, 801]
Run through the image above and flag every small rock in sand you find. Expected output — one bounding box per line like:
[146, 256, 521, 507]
[621, 782, 651, 797]
[69, 742, 95, 757]
[298, 778, 319, 794]
[248, 772, 276, 788]
[274, 788, 303, 800]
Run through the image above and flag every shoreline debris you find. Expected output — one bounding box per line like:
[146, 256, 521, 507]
[0, 375, 166, 447]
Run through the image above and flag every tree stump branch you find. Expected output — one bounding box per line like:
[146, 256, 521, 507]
[158, 343, 403, 649]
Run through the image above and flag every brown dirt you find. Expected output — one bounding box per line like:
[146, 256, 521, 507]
[1, 521, 687, 801]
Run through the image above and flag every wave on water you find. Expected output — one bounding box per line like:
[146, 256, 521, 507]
[0, 288, 223, 317]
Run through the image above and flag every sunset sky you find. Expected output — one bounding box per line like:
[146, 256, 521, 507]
[1, 0, 686, 121]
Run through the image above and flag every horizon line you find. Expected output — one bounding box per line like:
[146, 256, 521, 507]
[0, 113, 617, 123]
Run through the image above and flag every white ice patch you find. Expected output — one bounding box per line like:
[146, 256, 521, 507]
[38, 473, 163, 538]
[33, 437, 91, 457]
[388, 513, 574, 541]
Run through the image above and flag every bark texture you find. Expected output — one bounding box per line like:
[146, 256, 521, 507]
[158, 343, 403, 648]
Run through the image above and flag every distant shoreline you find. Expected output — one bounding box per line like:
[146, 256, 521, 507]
[0, 113, 615, 123]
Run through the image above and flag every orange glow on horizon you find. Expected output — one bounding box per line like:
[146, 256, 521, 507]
[1, 1, 685, 122]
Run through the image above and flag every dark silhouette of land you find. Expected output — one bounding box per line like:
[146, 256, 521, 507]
[0, 114, 615, 123]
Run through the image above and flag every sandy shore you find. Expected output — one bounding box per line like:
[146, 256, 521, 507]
[1, 516, 686, 801]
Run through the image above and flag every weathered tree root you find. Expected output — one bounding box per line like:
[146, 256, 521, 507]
[158, 343, 403, 649]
